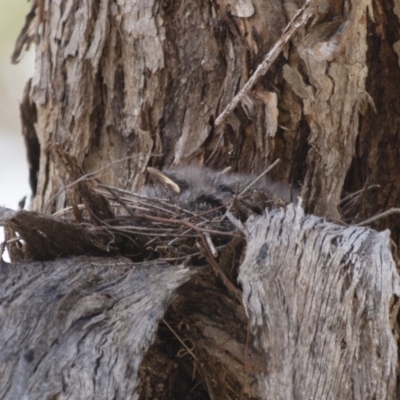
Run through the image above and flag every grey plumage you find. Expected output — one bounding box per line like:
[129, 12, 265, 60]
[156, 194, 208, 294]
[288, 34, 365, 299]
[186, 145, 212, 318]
[142, 165, 296, 213]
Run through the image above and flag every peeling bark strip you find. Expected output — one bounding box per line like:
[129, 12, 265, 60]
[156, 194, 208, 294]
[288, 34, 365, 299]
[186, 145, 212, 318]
[0, 207, 117, 261]
[294, 0, 371, 219]
[0, 257, 194, 400]
[238, 202, 400, 399]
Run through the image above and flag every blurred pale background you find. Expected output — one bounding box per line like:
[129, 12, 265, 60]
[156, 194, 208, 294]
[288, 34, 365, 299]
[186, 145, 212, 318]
[0, 1, 34, 253]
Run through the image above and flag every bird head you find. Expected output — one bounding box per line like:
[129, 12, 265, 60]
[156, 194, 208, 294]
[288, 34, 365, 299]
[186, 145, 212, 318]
[143, 165, 297, 213]
[145, 166, 231, 212]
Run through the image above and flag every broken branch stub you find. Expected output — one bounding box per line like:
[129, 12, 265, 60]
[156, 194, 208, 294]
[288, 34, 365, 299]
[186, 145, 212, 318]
[238, 201, 400, 399]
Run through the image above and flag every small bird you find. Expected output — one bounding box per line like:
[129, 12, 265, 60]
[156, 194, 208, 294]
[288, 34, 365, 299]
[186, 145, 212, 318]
[142, 165, 296, 213]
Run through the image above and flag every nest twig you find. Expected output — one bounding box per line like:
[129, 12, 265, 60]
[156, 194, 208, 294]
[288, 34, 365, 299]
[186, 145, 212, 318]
[94, 184, 243, 262]
[1, 163, 291, 301]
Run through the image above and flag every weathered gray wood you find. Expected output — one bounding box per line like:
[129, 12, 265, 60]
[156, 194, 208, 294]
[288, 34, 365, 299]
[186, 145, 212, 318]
[9, 0, 400, 396]
[0, 207, 118, 260]
[238, 201, 400, 399]
[1, 203, 399, 399]
[0, 257, 194, 400]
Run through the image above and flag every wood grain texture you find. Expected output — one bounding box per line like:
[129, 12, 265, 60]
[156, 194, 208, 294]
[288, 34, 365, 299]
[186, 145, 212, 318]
[1, 203, 399, 398]
[0, 257, 194, 399]
[238, 201, 400, 399]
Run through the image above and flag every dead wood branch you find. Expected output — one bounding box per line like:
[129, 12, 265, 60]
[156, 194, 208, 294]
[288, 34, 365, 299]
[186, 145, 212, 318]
[238, 201, 400, 399]
[0, 257, 195, 399]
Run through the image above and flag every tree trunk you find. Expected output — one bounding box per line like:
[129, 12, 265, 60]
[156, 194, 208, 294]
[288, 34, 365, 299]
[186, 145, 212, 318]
[4, 0, 400, 398]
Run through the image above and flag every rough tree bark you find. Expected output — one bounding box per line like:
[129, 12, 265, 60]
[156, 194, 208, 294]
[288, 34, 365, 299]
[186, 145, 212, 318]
[2, 0, 400, 398]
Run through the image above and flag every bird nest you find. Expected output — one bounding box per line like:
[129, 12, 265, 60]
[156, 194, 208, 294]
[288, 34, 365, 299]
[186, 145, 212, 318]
[94, 183, 286, 263]
[1, 163, 292, 280]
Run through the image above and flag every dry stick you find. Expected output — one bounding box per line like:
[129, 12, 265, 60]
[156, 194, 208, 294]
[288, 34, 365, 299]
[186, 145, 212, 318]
[205, 1, 314, 163]
[97, 185, 148, 198]
[97, 187, 180, 217]
[340, 185, 380, 217]
[162, 319, 197, 360]
[94, 189, 146, 207]
[44, 154, 148, 213]
[168, 228, 192, 246]
[102, 186, 136, 217]
[186, 204, 228, 220]
[108, 225, 178, 233]
[198, 232, 243, 302]
[159, 251, 203, 261]
[203, 372, 217, 400]
[98, 186, 230, 224]
[162, 317, 206, 389]
[238, 158, 281, 198]
[140, 214, 239, 237]
[140, 214, 242, 301]
[339, 184, 381, 205]
[219, 160, 281, 223]
[355, 208, 400, 227]
[204, 232, 218, 257]
[98, 184, 197, 217]
[214, 0, 315, 128]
